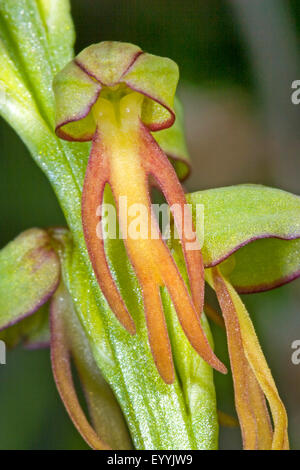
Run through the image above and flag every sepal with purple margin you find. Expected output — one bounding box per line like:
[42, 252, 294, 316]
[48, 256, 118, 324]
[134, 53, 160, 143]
[53, 41, 191, 181]
[0, 228, 60, 331]
[186, 184, 300, 293]
[54, 41, 178, 139]
[0, 302, 50, 350]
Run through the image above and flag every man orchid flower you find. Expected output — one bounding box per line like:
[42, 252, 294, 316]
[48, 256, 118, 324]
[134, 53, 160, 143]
[53, 42, 226, 383]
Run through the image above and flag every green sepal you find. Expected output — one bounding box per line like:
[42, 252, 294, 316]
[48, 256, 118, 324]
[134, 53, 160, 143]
[54, 41, 179, 140]
[0, 228, 60, 330]
[186, 184, 300, 293]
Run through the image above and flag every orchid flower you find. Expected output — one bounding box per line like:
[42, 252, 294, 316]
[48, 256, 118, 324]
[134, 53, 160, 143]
[0, 0, 299, 450]
[52, 41, 226, 383]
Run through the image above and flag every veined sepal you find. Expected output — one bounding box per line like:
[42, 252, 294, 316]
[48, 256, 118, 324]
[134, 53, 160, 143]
[186, 184, 300, 292]
[0, 228, 60, 331]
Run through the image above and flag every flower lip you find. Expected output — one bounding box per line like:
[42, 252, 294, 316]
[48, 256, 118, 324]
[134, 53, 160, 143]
[54, 41, 179, 142]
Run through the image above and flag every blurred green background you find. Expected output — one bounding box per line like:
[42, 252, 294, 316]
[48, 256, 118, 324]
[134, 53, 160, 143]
[0, 0, 299, 449]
